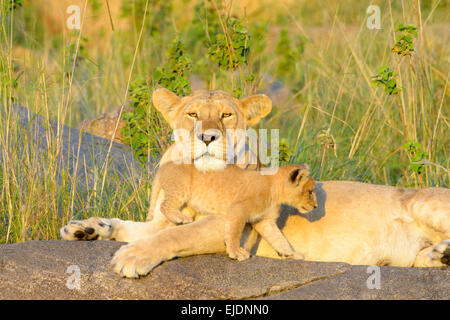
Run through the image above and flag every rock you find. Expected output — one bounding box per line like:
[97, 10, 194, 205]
[264, 265, 450, 300]
[0, 241, 448, 299]
[261, 76, 291, 107]
[77, 104, 134, 144]
[2, 104, 145, 192]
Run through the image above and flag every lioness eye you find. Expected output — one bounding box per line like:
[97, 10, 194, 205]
[187, 112, 198, 118]
[222, 113, 232, 118]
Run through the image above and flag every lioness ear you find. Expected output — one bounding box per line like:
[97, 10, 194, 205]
[152, 88, 181, 126]
[240, 94, 272, 126]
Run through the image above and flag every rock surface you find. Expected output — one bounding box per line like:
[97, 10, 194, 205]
[77, 104, 133, 144]
[0, 241, 448, 300]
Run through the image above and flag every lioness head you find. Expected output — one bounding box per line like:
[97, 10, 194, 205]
[279, 164, 317, 213]
[152, 88, 272, 171]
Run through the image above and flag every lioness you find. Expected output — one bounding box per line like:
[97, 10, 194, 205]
[61, 88, 450, 279]
[153, 162, 316, 261]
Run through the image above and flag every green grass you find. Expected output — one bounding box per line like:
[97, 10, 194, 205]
[0, 0, 449, 243]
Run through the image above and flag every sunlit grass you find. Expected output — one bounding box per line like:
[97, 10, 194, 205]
[0, 0, 448, 243]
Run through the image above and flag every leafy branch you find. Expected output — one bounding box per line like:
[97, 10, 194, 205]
[371, 65, 400, 95]
[392, 23, 417, 56]
[153, 38, 192, 96]
[121, 38, 192, 164]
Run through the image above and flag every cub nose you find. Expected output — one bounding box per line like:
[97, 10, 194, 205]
[198, 133, 220, 146]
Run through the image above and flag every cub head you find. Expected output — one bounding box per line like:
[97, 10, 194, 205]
[152, 88, 272, 171]
[281, 164, 317, 213]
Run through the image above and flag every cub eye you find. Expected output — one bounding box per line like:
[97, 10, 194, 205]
[222, 113, 232, 118]
[187, 112, 198, 118]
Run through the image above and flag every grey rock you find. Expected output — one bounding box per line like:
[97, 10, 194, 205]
[265, 265, 450, 300]
[0, 241, 448, 300]
[1, 104, 146, 193]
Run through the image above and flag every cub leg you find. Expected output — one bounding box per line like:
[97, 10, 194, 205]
[253, 218, 304, 260]
[160, 194, 192, 225]
[225, 204, 250, 261]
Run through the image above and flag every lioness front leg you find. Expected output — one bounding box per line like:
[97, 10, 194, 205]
[111, 216, 227, 278]
[60, 217, 174, 242]
[60, 217, 117, 241]
[253, 218, 304, 260]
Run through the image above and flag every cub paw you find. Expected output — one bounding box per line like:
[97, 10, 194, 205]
[60, 217, 113, 241]
[291, 251, 305, 260]
[167, 212, 193, 225]
[277, 250, 305, 260]
[227, 247, 250, 261]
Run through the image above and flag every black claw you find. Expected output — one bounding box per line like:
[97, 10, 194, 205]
[74, 231, 85, 239]
[84, 227, 95, 235]
[441, 247, 450, 265]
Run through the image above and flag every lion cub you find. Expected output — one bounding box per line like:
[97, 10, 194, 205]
[151, 163, 317, 261]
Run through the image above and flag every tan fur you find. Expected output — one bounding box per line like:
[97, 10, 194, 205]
[60, 88, 450, 279]
[153, 163, 316, 260]
[147, 88, 272, 220]
[153, 88, 272, 173]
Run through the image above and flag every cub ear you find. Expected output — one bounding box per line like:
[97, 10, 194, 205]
[240, 94, 272, 127]
[152, 88, 181, 126]
[288, 165, 310, 185]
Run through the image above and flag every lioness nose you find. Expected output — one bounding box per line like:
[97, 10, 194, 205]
[198, 133, 220, 146]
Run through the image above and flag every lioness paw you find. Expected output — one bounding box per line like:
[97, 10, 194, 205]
[227, 247, 250, 261]
[111, 240, 161, 278]
[60, 217, 113, 241]
[415, 240, 450, 267]
[430, 240, 450, 266]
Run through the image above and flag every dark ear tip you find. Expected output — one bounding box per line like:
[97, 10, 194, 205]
[289, 168, 300, 183]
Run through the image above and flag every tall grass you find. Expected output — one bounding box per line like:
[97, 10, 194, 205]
[0, 0, 448, 243]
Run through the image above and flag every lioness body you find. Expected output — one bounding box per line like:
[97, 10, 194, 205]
[257, 181, 449, 266]
[60, 88, 450, 278]
[153, 163, 316, 260]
